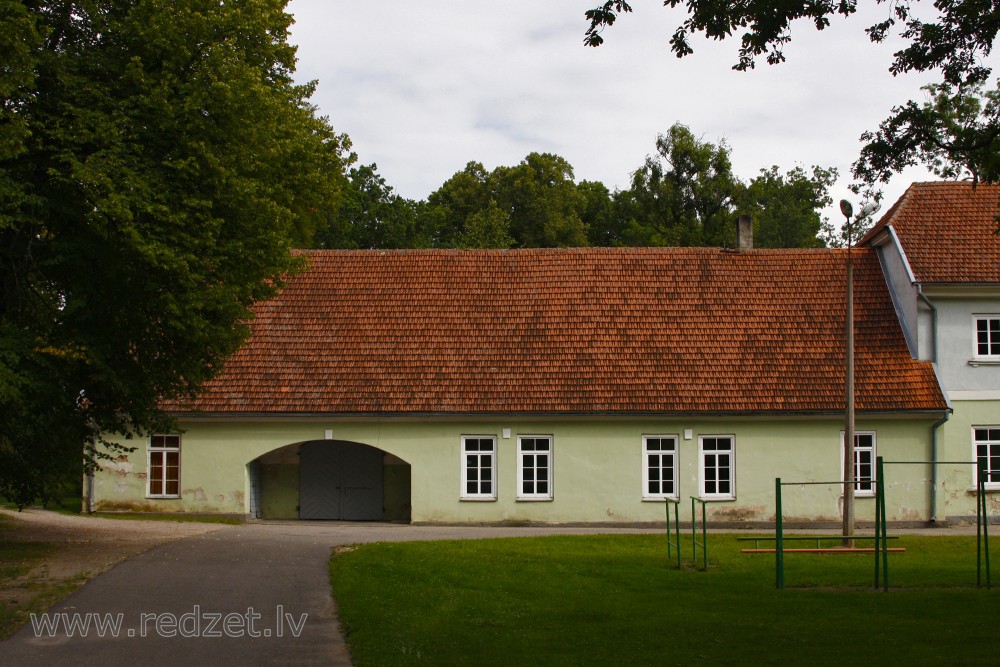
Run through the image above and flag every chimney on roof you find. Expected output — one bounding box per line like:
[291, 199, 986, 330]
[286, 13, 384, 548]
[736, 215, 753, 250]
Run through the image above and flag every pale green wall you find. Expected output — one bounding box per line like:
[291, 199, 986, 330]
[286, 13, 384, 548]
[936, 400, 1000, 521]
[93, 415, 943, 523]
[260, 464, 299, 519]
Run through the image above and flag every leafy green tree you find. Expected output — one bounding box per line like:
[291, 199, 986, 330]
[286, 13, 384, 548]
[0, 0, 350, 506]
[423, 161, 492, 247]
[315, 164, 427, 249]
[423, 155, 590, 248]
[612, 125, 835, 248]
[855, 81, 1000, 198]
[618, 124, 739, 247]
[738, 165, 838, 248]
[456, 199, 515, 248]
[491, 153, 589, 247]
[578, 180, 618, 246]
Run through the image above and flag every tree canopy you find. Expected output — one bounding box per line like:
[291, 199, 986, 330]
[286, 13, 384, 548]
[583, 1, 1000, 192]
[315, 125, 836, 252]
[0, 0, 351, 505]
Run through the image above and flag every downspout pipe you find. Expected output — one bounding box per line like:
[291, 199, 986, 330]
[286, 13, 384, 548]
[918, 286, 947, 522]
[930, 412, 950, 523]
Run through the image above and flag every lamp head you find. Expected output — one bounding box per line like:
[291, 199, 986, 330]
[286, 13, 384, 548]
[839, 199, 853, 219]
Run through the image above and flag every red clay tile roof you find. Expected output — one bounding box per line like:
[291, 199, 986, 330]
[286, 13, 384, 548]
[170, 247, 945, 416]
[862, 181, 1000, 284]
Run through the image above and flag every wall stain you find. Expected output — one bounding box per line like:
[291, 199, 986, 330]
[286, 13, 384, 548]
[710, 505, 765, 521]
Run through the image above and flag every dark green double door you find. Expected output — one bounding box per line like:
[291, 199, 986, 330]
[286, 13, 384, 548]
[299, 441, 383, 520]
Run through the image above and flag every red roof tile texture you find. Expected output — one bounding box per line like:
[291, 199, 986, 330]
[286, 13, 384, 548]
[863, 181, 1000, 284]
[172, 247, 945, 416]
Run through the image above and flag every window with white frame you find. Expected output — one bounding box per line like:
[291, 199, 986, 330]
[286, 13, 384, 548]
[147, 434, 180, 498]
[699, 436, 734, 499]
[643, 436, 678, 499]
[973, 427, 1000, 489]
[974, 316, 1000, 358]
[842, 432, 876, 497]
[461, 436, 497, 500]
[517, 436, 552, 500]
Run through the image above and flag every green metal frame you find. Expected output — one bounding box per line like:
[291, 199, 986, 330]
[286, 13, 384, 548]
[879, 458, 991, 589]
[664, 497, 681, 569]
[690, 497, 709, 570]
[977, 462, 992, 589]
[776, 457, 994, 591]
[774, 476, 888, 590]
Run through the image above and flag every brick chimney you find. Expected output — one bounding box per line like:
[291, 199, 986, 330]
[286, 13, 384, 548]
[736, 215, 753, 250]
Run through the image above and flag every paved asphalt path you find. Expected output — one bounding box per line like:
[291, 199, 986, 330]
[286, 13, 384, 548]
[1, 522, 666, 666]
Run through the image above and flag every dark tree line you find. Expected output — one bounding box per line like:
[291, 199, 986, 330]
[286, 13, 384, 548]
[313, 123, 837, 251]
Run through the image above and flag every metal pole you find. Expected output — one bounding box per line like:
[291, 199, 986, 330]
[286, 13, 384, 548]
[691, 497, 696, 564]
[776, 477, 784, 589]
[842, 202, 855, 546]
[701, 499, 707, 570]
[878, 456, 888, 592]
[978, 460, 983, 588]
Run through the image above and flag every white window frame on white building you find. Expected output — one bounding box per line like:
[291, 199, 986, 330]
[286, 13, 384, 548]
[642, 435, 679, 500]
[973, 315, 1000, 360]
[698, 435, 735, 500]
[840, 431, 876, 497]
[972, 427, 1000, 490]
[517, 435, 553, 501]
[147, 434, 181, 498]
[461, 435, 497, 500]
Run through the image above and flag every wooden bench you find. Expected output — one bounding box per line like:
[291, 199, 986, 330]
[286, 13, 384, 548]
[737, 535, 905, 554]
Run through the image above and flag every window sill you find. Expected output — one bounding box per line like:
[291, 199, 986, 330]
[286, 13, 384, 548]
[642, 497, 680, 502]
[516, 497, 554, 502]
[145, 496, 181, 500]
[460, 497, 497, 502]
[699, 496, 735, 502]
[966, 487, 1000, 495]
[968, 358, 1000, 367]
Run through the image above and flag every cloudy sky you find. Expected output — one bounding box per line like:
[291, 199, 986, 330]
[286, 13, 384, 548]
[286, 1, 972, 224]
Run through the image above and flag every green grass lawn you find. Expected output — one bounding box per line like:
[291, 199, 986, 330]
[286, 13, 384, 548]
[329, 534, 996, 666]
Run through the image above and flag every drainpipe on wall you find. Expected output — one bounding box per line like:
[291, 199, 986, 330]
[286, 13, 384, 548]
[930, 413, 950, 523]
[918, 285, 947, 522]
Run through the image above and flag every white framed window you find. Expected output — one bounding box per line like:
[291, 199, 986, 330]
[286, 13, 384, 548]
[147, 434, 180, 498]
[974, 316, 1000, 358]
[643, 435, 678, 499]
[461, 436, 497, 500]
[841, 432, 876, 497]
[699, 436, 734, 499]
[973, 427, 1000, 490]
[517, 436, 552, 500]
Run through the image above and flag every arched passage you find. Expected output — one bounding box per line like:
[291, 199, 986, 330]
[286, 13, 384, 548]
[247, 440, 411, 522]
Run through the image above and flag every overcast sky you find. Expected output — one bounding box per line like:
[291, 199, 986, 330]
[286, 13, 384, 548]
[286, 1, 980, 225]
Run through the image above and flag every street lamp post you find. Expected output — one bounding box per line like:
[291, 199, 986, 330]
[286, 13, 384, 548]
[840, 200, 855, 545]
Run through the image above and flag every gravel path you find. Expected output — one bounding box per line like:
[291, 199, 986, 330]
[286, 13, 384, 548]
[0, 509, 230, 608]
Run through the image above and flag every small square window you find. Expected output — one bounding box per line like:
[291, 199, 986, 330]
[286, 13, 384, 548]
[974, 316, 1000, 358]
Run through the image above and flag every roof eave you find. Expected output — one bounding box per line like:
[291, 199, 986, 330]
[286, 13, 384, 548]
[167, 408, 950, 422]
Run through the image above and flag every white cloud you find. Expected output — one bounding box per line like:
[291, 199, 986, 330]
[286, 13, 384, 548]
[288, 0, 994, 223]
